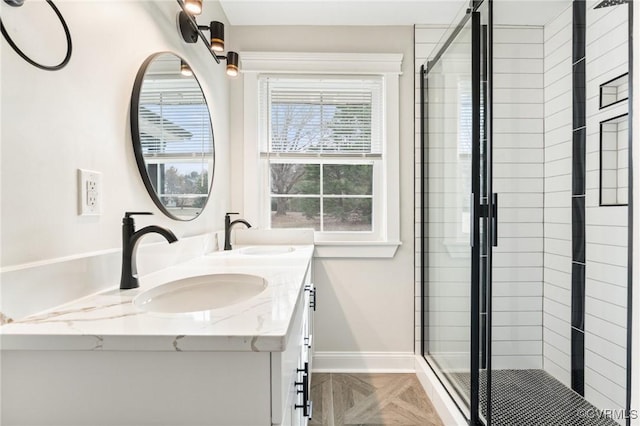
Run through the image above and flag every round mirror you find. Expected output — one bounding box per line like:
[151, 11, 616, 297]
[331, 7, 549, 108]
[130, 52, 214, 221]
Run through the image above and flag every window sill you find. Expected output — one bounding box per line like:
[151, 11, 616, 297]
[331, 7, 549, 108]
[313, 241, 401, 258]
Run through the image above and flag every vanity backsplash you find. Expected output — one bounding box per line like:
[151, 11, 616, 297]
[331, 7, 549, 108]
[0, 231, 221, 321]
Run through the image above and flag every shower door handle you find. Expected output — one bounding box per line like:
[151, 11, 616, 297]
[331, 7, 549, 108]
[492, 193, 498, 247]
[470, 193, 475, 248]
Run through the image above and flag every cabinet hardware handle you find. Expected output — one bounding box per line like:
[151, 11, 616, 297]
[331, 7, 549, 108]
[310, 288, 316, 311]
[295, 399, 312, 418]
[304, 284, 316, 310]
[295, 399, 313, 418]
[295, 400, 312, 418]
[297, 365, 308, 374]
[294, 368, 310, 416]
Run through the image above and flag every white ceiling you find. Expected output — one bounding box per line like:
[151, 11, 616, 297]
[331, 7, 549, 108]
[219, 0, 468, 26]
[218, 0, 572, 27]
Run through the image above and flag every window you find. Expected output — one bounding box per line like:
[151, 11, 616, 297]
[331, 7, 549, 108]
[241, 52, 402, 257]
[139, 77, 213, 214]
[261, 77, 382, 235]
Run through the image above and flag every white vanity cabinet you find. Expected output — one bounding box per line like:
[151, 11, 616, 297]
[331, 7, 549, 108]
[1, 246, 316, 426]
[274, 266, 315, 426]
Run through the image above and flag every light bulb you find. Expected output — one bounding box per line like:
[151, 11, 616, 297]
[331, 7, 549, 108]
[184, 0, 202, 15]
[180, 60, 193, 77]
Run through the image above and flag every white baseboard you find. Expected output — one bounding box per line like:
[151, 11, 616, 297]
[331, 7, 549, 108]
[415, 356, 467, 426]
[312, 351, 415, 373]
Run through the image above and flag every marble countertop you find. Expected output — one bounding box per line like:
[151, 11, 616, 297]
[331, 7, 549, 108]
[0, 245, 314, 352]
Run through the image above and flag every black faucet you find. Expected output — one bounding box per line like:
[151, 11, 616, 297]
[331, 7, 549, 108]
[120, 212, 178, 290]
[224, 212, 252, 250]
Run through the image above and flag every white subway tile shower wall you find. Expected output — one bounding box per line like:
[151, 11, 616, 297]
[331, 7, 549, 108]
[584, 0, 629, 415]
[492, 25, 545, 370]
[543, 4, 574, 389]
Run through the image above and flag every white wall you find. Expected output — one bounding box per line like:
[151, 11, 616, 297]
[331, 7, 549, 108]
[229, 26, 416, 360]
[1, 1, 231, 310]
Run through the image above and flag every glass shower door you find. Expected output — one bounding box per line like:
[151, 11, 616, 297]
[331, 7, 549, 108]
[422, 9, 488, 424]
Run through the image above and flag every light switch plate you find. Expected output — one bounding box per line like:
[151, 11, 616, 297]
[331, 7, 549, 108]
[78, 169, 102, 216]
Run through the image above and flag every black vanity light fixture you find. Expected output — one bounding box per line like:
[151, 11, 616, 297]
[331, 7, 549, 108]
[177, 0, 240, 77]
[209, 20, 225, 52]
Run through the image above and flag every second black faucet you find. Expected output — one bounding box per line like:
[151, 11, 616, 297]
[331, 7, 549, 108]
[224, 212, 251, 250]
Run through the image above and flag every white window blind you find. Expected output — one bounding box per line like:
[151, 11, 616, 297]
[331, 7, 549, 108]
[260, 77, 383, 157]
[139, 79, 213, 156]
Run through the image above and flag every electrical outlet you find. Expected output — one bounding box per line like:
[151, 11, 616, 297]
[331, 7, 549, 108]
[78, 169, 102, 216]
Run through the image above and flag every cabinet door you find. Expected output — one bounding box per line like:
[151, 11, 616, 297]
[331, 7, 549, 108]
[303, 283, 315, 374]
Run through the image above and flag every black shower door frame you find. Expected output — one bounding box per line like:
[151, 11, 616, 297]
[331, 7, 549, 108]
[420, 1, 495, 425]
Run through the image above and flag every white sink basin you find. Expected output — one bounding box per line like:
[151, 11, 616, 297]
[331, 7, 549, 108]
[134, 273, 267, 314]
[240, 246, 296, 255]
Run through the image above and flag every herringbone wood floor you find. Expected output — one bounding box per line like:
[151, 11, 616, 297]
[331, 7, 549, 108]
[309, 373, 443, 426]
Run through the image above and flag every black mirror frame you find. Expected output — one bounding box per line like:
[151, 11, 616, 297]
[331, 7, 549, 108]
[130, 51, 215, 221]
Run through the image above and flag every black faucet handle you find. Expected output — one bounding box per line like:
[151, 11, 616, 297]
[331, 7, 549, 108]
[123, 212, 153, 225]
[225, 212, 239, 216]
[125, 212, 154, 218]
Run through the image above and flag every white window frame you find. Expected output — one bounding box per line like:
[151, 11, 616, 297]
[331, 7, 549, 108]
[241, 52, 402, 258]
